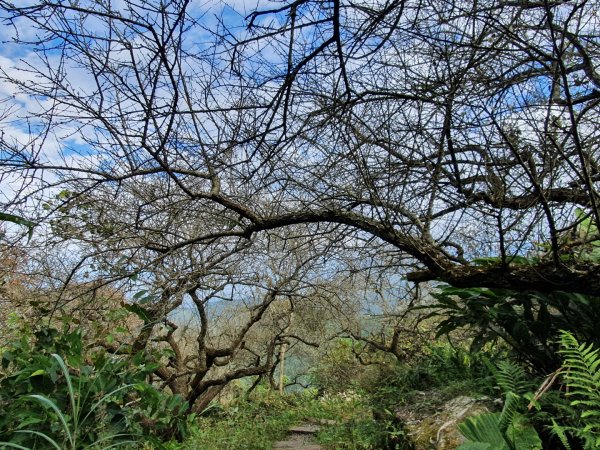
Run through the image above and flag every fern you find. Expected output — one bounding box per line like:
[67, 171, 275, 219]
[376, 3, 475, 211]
[457, 361, 542, 450]
[457, 412, 542, 450]
[459, 413, 505, 449]
[498, 392, 521, 434]
[551, 419, 572, 450]
[492, 360, 530, 395]
[492, 360, 529, 437]
[554, 330, 600, 449]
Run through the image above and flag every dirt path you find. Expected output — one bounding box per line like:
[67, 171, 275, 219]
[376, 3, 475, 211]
[272, 424, 323, 450]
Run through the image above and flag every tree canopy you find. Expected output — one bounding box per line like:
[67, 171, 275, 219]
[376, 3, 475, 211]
[1, 0, 600, 294]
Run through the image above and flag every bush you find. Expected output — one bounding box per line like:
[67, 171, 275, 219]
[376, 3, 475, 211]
[370, 341, 498, 411]
[425, 284, 600, 373]
[191, 391, 298, 450]
[0, 326, 192, 449]
[309, 338, 395, 395]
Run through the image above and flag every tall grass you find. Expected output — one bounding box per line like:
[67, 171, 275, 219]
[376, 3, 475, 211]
[0, 354, 137, 450]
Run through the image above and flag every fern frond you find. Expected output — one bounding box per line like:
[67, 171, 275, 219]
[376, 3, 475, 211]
[558, 330, 600, 450]
[499, 392, 521, 434]
[559, 332, 600, 397]
[550, 419, 572, 450]
[493, 360, 529, 395]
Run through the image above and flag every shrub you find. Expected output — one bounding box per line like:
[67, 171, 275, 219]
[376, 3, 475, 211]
[457, 360, 542, 450]
[309, 338, 390, 394]
[425, 284, 600, 373]
[0, 326, 191, 449]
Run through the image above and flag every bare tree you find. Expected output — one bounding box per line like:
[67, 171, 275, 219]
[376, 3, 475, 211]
[80, 221, 339, 411]
[1, 0, 600, 313]
[141, 235, 332, 411]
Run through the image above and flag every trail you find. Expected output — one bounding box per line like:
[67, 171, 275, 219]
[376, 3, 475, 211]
[272, 423, 324, 450]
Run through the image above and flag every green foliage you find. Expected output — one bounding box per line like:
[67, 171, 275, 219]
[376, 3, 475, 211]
[458, 412, 542, 450]
[424, 210, 600, 374]
[425, 284, 600, 373]
[309, 338, 389, 394]
[2, 353, 136, 450]
[497, 392, 521, 434]
[372, 342, 497, 412]
[183, 390, 309, 450]
[459, 413, 507, 449]
[571, 208, 600, 262]
[457, 359, 542, 450]
[550, 331, 600, 449]
[316, 415, 407, 450]
[0, 327, 191, 449]
[491, 360, 532, 396]
[179, 388, 398, 450]
[190, 397, 296, 450]
[426, 343, 496, 387]
[456, 336, 600, 450]
[176, 344, 504, 450]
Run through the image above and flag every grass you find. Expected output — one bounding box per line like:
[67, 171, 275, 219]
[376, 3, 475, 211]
[167, 388, 381, 450]
[188, 398, 296, 450]
[316, 417, 408, 450]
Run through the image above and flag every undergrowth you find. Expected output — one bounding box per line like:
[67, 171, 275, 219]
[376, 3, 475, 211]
[172, 342, 501, 450]
[370, 342, 498, 414]
[172, 388, 376, 450]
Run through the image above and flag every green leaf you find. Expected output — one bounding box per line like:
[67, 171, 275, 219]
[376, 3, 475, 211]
[29, 369, 46, 377]
[16, 417, 44, 428]
[457, 443, 493, 450]
[507, 255, 533, 265]
[0, 212, 36, 239]
[82, 383, 137, 426]
[139, 294, 158, 304]
[51, 354, 77, 431]
[27, 394, 73, 446]
[499, 392, 521, 433]
[122, 304, 151, 323]
[459, 413, 505, 449]
[507, 416, 542, 449]
[100, 440, 138, 449]
[0, 442, 31, 449]
[133, 290, 148, 299]
[0, 212, 36, 228]
[14, 430, 61, 450]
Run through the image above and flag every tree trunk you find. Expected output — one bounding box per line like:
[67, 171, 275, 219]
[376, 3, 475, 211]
[278, 341, 287, 394]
